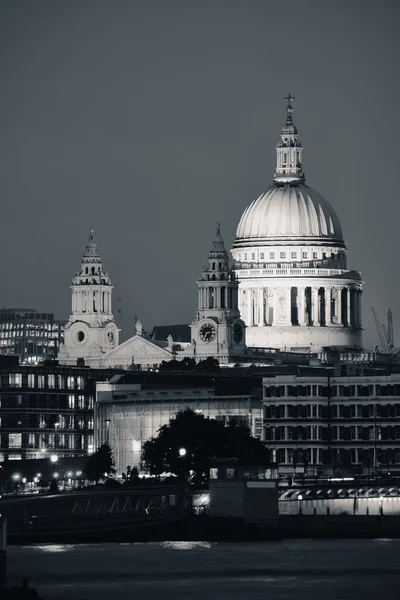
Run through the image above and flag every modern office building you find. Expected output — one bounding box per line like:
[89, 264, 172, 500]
[0, 309, 65, 364]
[0, 355, 120, 463]
[262, 365, 400, 476]
[95, 371, 264, 475]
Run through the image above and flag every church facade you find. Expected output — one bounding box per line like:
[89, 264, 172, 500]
[58, 96, 363, 367]
[231, 95, 363, 352]
[58, 225, 247, 369]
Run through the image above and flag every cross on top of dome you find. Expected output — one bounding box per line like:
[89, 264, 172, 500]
[284, 93, 295, 124]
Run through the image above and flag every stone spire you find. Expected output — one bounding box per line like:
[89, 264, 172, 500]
[273, 93, 305, 184]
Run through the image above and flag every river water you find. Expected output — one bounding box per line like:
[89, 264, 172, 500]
[7, 539, 400, 599]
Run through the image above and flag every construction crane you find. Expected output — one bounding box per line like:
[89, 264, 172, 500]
[388, 309, 394, 350]
[371, 307, 395, 353]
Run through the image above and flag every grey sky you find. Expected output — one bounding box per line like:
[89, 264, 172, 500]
[0, 0, 398, 348]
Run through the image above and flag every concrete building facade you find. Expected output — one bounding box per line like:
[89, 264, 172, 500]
[263, 366, 400, 476]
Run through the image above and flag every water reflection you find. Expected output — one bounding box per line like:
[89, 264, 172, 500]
[159, 541, 214, 550]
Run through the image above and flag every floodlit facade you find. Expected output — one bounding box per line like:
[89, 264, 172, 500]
[263, 367, 400, 476]
[95, 373, 263, 474]
[58, 228, 120, 366]
[232, 95, 363, 352]
[60, 225, 248, 369]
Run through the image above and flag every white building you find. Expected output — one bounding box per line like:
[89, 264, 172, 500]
[231, 94, 363, 352]
[59, 224, 247, 369]
[59, 96, 364, 367]
[58, 228, 120, 365]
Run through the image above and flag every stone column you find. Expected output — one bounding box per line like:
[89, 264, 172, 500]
[337, 287, 342, 325]
[258, 288, 264, 325]
[347, 288, 351, 327]
[312, 287, 320, 326]
[325, 287, 331, 326]
[247, 289, 253, 325]
[357, 290, 362, 328]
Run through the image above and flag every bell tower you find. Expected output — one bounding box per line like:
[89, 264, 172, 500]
[190, 223, 246, 361]
[58, 228, 120, 365]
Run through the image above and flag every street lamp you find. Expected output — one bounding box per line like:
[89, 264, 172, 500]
[298, 494, 303, 515]
[50, 455, 58, 464]
[380, 495, 384, 516]
[179, 448, 187, 457]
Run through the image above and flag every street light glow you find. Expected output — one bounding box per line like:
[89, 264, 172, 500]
[50, 455, 58, 463]
[179, 448, 187, 457]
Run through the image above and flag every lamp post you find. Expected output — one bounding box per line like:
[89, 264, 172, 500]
[298, 494, 303, 515]
[380, 495, 384, 516]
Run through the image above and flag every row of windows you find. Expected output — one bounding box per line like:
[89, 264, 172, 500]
[0, 394, 94, 410]
[265, 425, 400, 442]
[5, 374, 85, 389]
[265, 403, 400, 419]
[272, 447, 400, 466]
[4, 432, 94, 450]
[264, 384, 400, 398]
[2, 414, 94, 430]
[0, 322, 61, 330]
[240, 250, 342, 262]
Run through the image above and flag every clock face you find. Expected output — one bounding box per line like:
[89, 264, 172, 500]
[233, 323, 243, 344]
[199, 322, 216, 343]
[77, 330, 85, 343]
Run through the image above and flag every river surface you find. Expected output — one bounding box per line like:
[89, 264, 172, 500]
[7, 539, 400, 599]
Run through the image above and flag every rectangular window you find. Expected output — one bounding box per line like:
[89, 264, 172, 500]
[291, 252, 297, 259]
[28, 433, 35, 446]
[67, 376, 75, 389]
[37, 375, 45, 388]
[78, 395, 85, 409]
[68, 395, 75, 409]
[9, 373, 22, 387]
[280, 252, 286, 259]
[302, 252, 308, 259]
[17, 395, 22, 405]
[269, 252, 275, 259]
[251, 253, 255, 260]
[9, 433, 22, 448]
[48, 374, 55, 388]
[28, 374, 35, 388]
[244, 253, 247, 261]
[260, 252, 264, 260]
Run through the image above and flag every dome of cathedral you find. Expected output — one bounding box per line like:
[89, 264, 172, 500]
[235, 182, 344, 244]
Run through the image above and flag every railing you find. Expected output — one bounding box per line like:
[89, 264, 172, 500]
[234, 267, 349, 278]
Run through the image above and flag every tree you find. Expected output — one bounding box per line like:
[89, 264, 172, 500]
[142, 409, 269, 483]
[196, 357, 220, 372]
[85, 444, 116, 483]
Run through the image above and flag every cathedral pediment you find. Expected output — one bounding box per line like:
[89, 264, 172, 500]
[102, 334, 173, 361]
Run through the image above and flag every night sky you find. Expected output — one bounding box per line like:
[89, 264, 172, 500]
[0, 0, 398, 348]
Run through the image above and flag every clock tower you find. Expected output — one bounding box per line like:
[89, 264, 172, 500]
[190, 223, 246, 362]
[58, 228, 119, 366]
